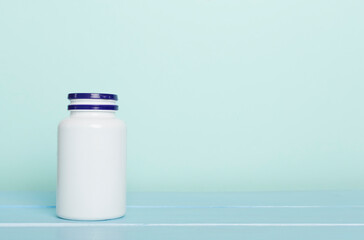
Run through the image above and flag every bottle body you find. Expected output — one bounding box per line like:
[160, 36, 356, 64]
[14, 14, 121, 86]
[57, 104, 126, 220]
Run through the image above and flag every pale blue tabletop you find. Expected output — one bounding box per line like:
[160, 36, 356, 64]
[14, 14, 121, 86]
[1, 191, 364, 239]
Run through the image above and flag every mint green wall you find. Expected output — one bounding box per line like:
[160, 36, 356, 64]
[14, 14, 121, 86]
[0, 0, 363, 192]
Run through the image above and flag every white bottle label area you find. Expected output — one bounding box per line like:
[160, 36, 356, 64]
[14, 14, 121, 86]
[57, 111, 126, 221]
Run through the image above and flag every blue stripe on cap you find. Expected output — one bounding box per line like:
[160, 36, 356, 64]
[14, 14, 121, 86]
[68, 105, 118, 111]
[68, 93, 118, 100]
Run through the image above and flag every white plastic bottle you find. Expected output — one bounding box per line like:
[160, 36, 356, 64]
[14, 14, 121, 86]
[57, 93, 126, 220]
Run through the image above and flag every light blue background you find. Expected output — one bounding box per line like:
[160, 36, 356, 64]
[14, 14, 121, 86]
[0, 0, 363, 191]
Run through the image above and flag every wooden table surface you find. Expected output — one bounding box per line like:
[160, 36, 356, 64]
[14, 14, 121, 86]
[1, 191, 364, 239]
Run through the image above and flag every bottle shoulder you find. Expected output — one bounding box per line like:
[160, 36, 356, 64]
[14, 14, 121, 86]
[58, 117, 126, 129]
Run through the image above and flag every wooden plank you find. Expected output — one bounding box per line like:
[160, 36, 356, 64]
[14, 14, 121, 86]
[1, 226, 364, 240]
[2, 191, 364, 206]
[1, 206, 364, 224]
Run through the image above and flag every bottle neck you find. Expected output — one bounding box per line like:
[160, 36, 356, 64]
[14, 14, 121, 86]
[70, 111, 116, 118]
[70, 99, 117, 105]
